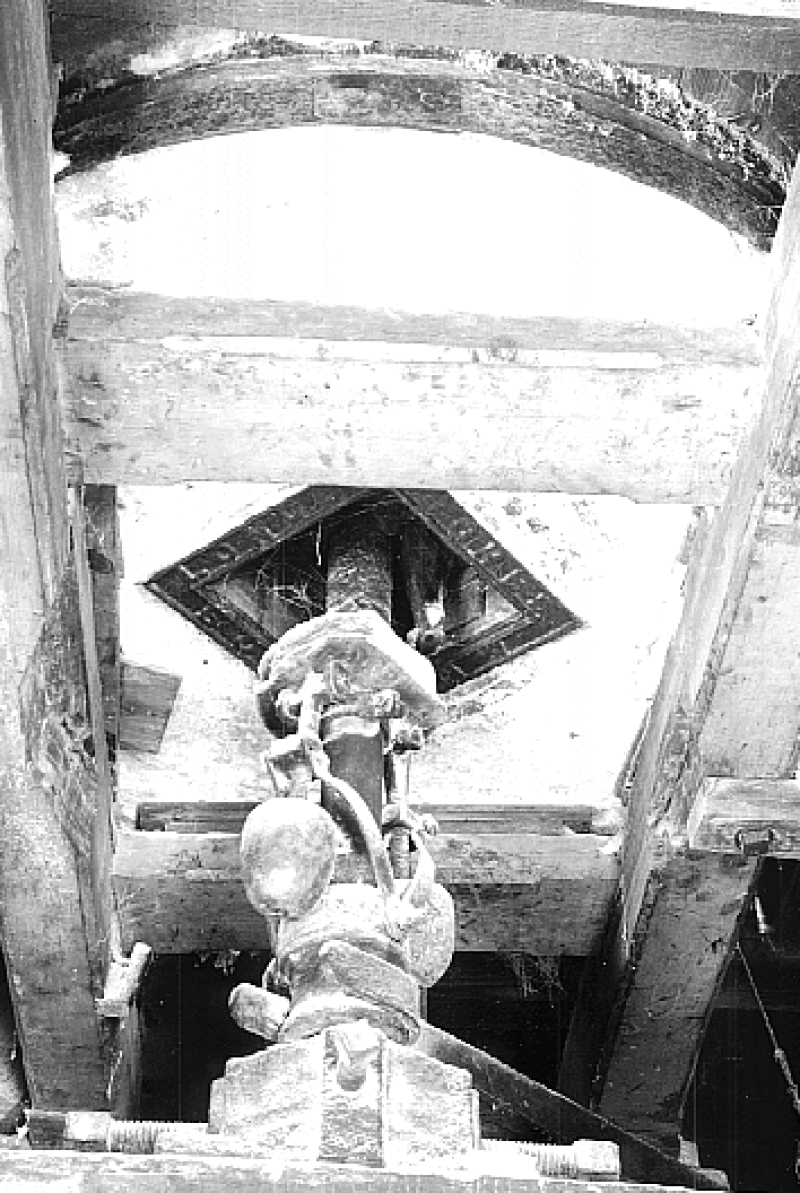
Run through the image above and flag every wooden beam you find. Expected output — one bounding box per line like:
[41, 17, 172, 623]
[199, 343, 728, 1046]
[685, 156, 800, 784]
[63, 290, 762, 503]
[2, 585, 109, 1110]
[112, 827, 620, 954]
[53, 54, 782, 248]
[135, 797, 608, 835]
[50, 0, 800, 73]
[688, 777, 800, 855]
[421, 1025, 727, 1189]
[0, 1145, 713, 1192]
[612, 137, 800, 938]
[0, 0, 109, 1110]
[696, 524, 800, 779]
[598, 853, 757, 1154]
[576, 142, 800, 1166]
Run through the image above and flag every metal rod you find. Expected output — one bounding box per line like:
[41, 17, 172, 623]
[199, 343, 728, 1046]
[322, 510, 394, 832]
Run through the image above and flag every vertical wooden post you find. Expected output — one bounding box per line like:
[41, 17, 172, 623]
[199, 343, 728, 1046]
[0, 0, 110, 1109]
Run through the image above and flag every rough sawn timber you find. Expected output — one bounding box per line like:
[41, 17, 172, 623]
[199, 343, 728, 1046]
[0, 0, 109, 1110]
[598, 853, 757, 1153]
[112, 827, 620, 954]
[53, 53, 783, 248]
[49, 0, 800, 73]
[63, 290, 762, 503]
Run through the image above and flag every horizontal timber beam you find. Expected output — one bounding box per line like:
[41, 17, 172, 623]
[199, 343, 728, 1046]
[688, 777, 800, 855]
[51, 0, 800, 73]
[64, 290, 762, 502]
[134, 797, 614, 835]
[112, 827, 620, 954]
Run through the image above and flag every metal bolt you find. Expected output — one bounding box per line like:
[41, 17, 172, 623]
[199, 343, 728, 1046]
[480, 1138, 621, 1181]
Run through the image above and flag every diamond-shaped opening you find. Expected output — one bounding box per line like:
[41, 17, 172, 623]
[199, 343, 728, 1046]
[147, 488, 581, 691]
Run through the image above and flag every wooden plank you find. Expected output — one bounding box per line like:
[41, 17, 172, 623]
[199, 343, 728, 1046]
[0, 1145, 709, 1192]
[112, 827, 620, 954]
[63, 296, 762, 503]
[688, 777, 800, 855]
[49, 0, 800, 72]
[119, 662, 182, 753]
[135, 797, 600, 835]
[598, 853, 757, 1154]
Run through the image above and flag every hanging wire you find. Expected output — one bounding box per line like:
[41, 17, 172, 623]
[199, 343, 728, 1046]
[736, 942, 800, 1179]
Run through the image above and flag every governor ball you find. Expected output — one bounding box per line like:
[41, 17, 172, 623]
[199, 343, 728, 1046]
[241, 797, 337, 919]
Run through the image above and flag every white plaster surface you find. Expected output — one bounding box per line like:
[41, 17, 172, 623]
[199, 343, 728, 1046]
[118, 485, 691, 821]
[57, 126, 767, 327]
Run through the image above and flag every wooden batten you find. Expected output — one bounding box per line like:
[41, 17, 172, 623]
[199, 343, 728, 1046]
[112, 826, 620, 955]
[63, 292, 762, 503]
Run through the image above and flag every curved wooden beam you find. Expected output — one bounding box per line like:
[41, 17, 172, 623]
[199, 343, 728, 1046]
[55, 46, 784, 248]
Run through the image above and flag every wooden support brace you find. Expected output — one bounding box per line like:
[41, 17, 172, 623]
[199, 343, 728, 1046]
[598, 853, 757, 1155]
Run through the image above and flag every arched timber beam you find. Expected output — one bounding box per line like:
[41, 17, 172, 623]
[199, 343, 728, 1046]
[54, 46, 784, 248]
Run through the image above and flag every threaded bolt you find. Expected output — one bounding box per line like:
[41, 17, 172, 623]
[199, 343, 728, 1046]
[481, 1138, 621, 1181]
[107, 1119, 165, 1153]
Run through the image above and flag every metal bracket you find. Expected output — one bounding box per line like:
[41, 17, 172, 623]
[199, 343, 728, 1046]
[734, 827, 776, 857]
